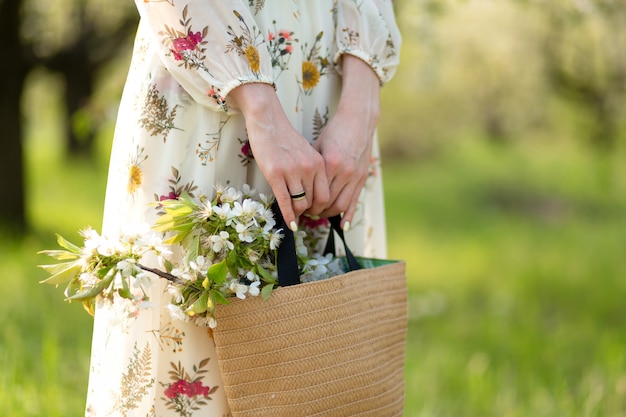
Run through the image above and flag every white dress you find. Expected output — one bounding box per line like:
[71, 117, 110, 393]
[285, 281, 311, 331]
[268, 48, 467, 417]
[86, 1, 401, 416]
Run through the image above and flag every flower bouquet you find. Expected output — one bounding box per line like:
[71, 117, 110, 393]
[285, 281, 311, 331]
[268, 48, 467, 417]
[39, 185, 342, 327]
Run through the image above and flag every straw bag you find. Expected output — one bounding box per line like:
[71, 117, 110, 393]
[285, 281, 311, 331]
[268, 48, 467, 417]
[212, 211, 408, 417]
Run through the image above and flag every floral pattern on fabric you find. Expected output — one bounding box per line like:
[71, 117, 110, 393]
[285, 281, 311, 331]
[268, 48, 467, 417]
[160, 6, 211, 73]
[225, 11, 265, 75]
[161, 359, 219, 416]
[154, 167, 199, 205]
[139, 83, 182, 142]
[86, 0, 400, 415]
[113, 343, 156, 417]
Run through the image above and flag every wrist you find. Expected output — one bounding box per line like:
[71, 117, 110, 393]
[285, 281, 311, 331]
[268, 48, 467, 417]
[337, 55, 381, 126]
[229, 82, 280, 120]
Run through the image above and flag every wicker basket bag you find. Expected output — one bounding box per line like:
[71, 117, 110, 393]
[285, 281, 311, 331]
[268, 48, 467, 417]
[212, 213, 408, 417]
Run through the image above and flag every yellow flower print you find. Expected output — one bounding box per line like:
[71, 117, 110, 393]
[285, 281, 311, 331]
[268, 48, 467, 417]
[226, 10, 265, 76]
[127, 164, 143, 194]
[245, 45, 260, 73]
[302, 61, 320, 91]
[127, 146, 148, 194]
[297, 31, 330, 98]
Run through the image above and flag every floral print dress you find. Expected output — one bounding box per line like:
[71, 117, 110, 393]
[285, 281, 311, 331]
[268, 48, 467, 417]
[86, 1, 401, 416]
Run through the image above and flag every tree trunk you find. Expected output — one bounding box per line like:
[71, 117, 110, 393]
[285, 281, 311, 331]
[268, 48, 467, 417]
[63, 51, 96, 155]
[0, 0, 29, 232]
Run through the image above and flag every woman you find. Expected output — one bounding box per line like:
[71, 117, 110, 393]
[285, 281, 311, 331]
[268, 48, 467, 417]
[86, 1, 401, 415]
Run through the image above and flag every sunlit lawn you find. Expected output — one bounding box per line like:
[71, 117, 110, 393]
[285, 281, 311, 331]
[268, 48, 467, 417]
[1, 130, 625, 416]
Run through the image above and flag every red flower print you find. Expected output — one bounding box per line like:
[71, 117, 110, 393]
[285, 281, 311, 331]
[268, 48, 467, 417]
[208, 88, 226, 110]
[278, 29, 292, 41]
[187, 31, 203, 46]
[241, 141, 251, 157]
[267, 31, 276, 41]
[164, 379, 212, 399]
[160, 191, 179, 201]
[160, 358, 217, 415]
[190, 381, 210, 397]
[173, 37, 195, 53]
[284, 44, 293, 54]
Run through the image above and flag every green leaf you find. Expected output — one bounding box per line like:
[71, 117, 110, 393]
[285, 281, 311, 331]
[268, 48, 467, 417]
[118, 274, 133, 299]
[64, 278, 83, 299]
[152, 214, 176, 231]
[186, 235, 200, 264]
[191, 291, 209, 314]
[261, 283, 274, 301]
[55, 234, 82, 253]
[256, 264, 277, 284]
[97, 266, 114, 279]
[37, 249, 80, 261]
[226, 250, 239, 278]
[38, 262, 82, 285]
[66, 273, 115, 301]
[210, 289, 230, 306]
[207, 260, 228, 285]
[163, 258, 175, 273]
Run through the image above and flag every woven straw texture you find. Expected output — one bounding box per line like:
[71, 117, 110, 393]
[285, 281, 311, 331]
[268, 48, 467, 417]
[212, 261, 408, 417]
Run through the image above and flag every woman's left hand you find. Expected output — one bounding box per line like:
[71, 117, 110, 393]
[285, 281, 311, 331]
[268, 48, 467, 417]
[309, 55, 381, 231]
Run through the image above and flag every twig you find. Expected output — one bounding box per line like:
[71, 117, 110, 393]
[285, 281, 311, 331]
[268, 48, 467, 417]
[139, 264, 181, 283]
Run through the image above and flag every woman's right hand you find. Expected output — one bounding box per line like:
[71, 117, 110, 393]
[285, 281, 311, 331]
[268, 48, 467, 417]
[229, 83, 329, 231]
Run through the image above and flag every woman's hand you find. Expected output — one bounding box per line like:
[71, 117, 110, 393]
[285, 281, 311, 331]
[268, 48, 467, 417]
[229, 83, 329, 231]
[311, 55, 381, 230]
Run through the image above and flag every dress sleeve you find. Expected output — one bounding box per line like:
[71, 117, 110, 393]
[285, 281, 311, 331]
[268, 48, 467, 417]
[135, 0, 274, 112]
[334, 0, 402, 85]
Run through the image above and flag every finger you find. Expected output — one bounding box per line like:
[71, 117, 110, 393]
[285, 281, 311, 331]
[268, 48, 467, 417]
[287, 179, 309, 218]
[344, 173, 369, 228]
[317, 170, 351, 216]
[271, 181, 299, 232]
[307, 170, 330, 215]
[340, 187, 361, 232]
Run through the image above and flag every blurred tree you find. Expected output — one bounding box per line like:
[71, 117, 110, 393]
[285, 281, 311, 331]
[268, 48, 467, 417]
[0, 0, 30, 231]
[0, 0, 137, 231]
[515, 0, 626, 151]
[24, 0, 138, 155]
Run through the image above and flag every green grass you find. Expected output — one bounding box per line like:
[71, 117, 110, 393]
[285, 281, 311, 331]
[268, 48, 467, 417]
[385, 140, 626, 416]
[1, 135, 625, 416]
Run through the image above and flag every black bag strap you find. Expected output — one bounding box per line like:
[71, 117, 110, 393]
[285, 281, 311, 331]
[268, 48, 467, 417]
[272, 202, 362, 287]
[323, 215, 362, 272]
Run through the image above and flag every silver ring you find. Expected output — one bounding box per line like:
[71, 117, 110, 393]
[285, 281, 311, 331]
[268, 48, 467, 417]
[290, 191, 306, 201]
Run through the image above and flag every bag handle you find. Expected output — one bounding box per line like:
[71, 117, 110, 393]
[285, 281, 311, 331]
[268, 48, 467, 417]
[272, 202, 362, 287]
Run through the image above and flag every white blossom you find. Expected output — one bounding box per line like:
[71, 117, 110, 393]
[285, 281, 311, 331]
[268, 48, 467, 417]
[241, 183, 255, 197]
[171, 266, 194, 282]
[198, 201, 213, 219]
[166, 304, 188, 322]
[133, 272, 153, 290]
[78, 272, 98, 287]
[113, 271, 125, 290]
[190, 255, 210, 274]
[212, 203, 234, 224]
[268, 229, 283, 250]
[248, 280, 261, 297]
[210, 231, 234, 252]
[220, 187, 242, 203]
[229, 281, 248, 299]
[235, 222, 255, 243]
[117, 259, 139, 278]
[167, 284, 184, 303]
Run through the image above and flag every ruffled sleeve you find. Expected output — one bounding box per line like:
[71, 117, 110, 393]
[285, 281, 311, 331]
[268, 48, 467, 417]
[334, 0, 402, 84]
[135, 0, 274, 112]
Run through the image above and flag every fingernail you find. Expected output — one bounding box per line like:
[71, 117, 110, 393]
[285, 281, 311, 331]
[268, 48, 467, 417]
[342, 221, 350, 232]
[306, 214, 320, 220]
[290, 221, 298, 232]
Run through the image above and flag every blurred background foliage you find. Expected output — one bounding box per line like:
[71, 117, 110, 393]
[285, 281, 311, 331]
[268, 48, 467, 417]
[1, 0, 625, 415]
